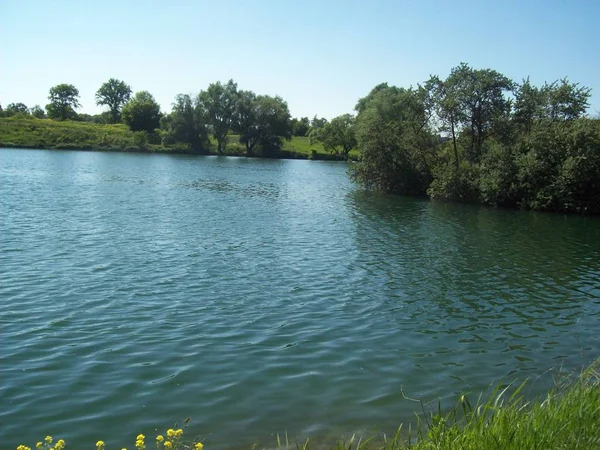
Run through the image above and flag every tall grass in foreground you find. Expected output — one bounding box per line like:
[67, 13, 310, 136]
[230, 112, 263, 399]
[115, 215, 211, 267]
[279, 360, 600, 450]
[16, 361, 599, 450]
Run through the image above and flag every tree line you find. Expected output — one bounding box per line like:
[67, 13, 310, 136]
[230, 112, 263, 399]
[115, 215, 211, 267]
[0, 79, 335, 158]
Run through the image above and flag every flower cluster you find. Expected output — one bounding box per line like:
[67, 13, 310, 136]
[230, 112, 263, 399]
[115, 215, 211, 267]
[20, 436, 65, 450]
[157, 428, 186, 450]
[135, 434, 145, 450]
[15, 428, 203, 450]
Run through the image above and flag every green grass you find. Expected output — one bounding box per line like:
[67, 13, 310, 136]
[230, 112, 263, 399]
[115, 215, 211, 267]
[224, 134, 347, 160]
[0, 116, 145, 151]
[283, 135, 359, 160]
[0, 117, 352, 160]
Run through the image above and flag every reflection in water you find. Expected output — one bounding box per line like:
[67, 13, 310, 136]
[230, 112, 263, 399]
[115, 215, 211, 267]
[348, 191, 600, 380]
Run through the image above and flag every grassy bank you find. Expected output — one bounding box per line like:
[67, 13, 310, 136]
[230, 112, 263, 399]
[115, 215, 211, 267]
[15, 360, 600, 450]
[369, 360, 600, 450]
[0, 117, 345, 160]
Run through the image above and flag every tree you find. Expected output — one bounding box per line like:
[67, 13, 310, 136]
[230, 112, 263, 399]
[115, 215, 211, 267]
[6, 102, 30, 116]
[314, 114, 357, 159]
[95, 78, 132, 123]
[160, 93, 209, 151]
[121, 91, 162, 133]
[198, 80, 239, 153]
[45, 84, 80, 121]
[307, 116, 328, 144]
[234, 92, 292, 156]
[427, 64, 514, 164]
[291, 117, 310, 136]
[351, 85, 436, 194]
[30, 105, 46, 118]
[514, 78, 591, 134]
[513, 78, 546, 135]
[544, 78, 591, 121]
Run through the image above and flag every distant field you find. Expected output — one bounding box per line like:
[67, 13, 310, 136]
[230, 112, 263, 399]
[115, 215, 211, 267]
[0, 117, 353, 160]
[0, 117, 142, 151]
[225, 134, 338, 159]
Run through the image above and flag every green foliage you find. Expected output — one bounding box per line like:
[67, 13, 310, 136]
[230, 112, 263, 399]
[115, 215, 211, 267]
[45, 84, 80, 121]
[234, 91, 292, 156]
[132, 131, 149, 149]
[198, 79, 239, 153]
[427, 63, 514, 163]
[6, 102, 30, 116]
[514, 78, 591, 134]
[121, 91, 162, 133]
[291, 116, 310, 136]
[160, 94, 209, 152]
[30, 105, 45, 119]
[95, 78, 132, 123]
[352, 63, 598, 213]
[428, 158, 481, 203]
[351, 85, 435, 195]
[313, 114, 357, 160]
[514, 119, 600, 212]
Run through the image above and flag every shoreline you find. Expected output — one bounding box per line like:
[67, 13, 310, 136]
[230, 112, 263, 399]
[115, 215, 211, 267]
[0, 142, 347, 162]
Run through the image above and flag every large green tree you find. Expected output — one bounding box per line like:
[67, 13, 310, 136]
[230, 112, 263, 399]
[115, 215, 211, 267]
[427, 63, 514, 164]
[46, 84, 80, 121]
[160, 93, 209, 151]
[234, 92, 292, 156]
[313, 114, 357, 159]
[198, 80, 239, 153]
[351, 85, 436, 194]
[95, 78, 132, 123]
[121, 91, 162, 133]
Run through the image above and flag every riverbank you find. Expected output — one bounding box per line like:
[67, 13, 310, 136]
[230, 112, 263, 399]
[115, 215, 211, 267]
[0, 117, 348, 161]
[16, 360, 600, 450]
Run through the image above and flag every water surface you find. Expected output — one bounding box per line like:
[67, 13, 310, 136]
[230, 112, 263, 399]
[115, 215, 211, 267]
[1, 148, 599, 448]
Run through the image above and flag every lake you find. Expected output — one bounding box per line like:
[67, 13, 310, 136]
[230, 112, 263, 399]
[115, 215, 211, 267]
[1, 148, 599, 449]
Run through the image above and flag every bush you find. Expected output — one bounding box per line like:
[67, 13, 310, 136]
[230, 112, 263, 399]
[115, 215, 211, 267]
[132, 131, 148, 149]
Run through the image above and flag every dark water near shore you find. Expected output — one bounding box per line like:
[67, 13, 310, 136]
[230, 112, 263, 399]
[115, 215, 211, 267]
[1, 148, 599, 449]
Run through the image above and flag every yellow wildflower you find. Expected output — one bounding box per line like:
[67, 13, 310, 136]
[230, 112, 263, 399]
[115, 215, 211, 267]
[17, 446, 32, 450]
[164, 442, 172, 449]
[195, 443, 204, 450]
[36, 443, 43, 449]
[175, 429, 183, 438]
[45, 437, 53, 444]
[55, 440, 65, 450]
[135, 439, 145, 450]
[136, 434, 145, 441]
[156, 435, 164, 443]
[96, 441, 105, 450]
[166, 429, 175, 438]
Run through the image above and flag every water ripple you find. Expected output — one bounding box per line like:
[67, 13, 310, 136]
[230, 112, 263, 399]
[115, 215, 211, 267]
[1, 149, 599, 449]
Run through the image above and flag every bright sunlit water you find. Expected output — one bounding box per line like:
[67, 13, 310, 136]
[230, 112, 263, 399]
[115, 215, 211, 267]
[1, 148, 599, 449]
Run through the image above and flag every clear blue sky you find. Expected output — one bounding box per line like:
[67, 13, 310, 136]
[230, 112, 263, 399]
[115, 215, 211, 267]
[1, 0, 599, 119]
